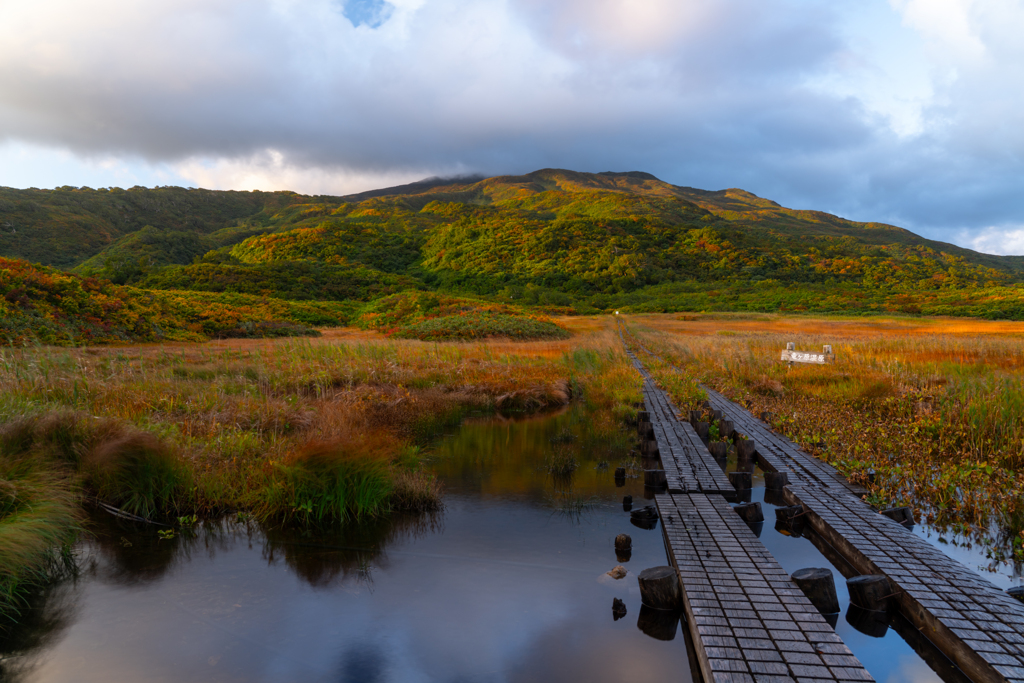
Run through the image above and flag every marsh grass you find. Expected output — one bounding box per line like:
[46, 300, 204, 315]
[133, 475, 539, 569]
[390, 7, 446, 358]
[624, 314, 1024, 563]
[0, 318, 643, 618]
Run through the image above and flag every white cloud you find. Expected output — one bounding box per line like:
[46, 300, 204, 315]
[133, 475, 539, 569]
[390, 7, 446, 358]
[961, 224, 1024, 256]
[0, 0, 1023, 248]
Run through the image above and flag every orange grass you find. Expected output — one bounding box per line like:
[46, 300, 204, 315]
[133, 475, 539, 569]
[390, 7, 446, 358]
[624, 313, 1024, 566]
[0, 318, 641, 522]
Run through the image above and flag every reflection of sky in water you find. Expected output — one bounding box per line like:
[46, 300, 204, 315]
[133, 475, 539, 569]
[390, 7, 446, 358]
[747, 477, 943, 683]
[910, 524, 1023, 591]
[8, 410, 978, 683]
[10, 411, 694, 683]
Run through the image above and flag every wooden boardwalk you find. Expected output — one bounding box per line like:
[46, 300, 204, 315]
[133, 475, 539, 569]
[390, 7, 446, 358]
[624, 344, 875, 682]
[662, 492, 874, 682]
[787, 483, 1024, 683]
[621, 330, 1024, 682]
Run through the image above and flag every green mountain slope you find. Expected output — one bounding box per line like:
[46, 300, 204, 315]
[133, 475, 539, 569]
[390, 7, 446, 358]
[3, 169, 1024, 321]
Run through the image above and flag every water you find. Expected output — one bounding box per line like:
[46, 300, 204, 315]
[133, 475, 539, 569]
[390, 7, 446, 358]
[3, 408, 1003, 683]
[0, 409, 697, 683]
[734, 462, 951, 683]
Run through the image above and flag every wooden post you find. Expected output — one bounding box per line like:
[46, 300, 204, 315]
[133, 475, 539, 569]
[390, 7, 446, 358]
[764, 471, 790, 490]
[728, 471, 751, 489]
[733, 502, 764, 523]
[707, 442, 728, 460]
[774, 504, 805, 535]
[710, 409, 723, 422]
[614, 467, 626, 479]
[694, 422, 710, 443]
[719, 419, 734, 440]
[880, 506, 915, 527]
[644, 469, 667, 490]
[791, 568, 840, 614]
[846, 605, 890, 638]
[735, 439, 756, 461]
[615, 533, 632, 551]
[847, 575, 893, 612]
[688, 410, 701, 426]
[637, 566, 682, 610]
[636, 604, 679, 641]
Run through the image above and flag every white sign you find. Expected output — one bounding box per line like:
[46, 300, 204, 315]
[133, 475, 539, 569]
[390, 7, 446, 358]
[781, 344, 834, 364]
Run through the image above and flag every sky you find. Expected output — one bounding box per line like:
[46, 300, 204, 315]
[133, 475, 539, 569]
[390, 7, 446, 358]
[1, 0, 1023, 254]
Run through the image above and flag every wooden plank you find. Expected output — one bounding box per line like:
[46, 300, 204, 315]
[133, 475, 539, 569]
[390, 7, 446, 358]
[785, 484, 1024, 683]
[658, 492, 875, 683]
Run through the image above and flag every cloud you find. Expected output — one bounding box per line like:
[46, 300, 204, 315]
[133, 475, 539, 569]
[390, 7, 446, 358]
[0, 0, 1023, 251]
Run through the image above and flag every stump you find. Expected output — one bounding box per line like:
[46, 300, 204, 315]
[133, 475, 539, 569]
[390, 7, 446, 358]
[1008, 586, 1024, 603]
[774, 505, 805, 535]
[764, 471, 790, 491]
[734, 501, 764, 523]
[636, 604, 679, 641]
[622, 494, 633, 508]
[848, 575, 893, 612]
[735, 439, 757, 461]
[710, 409, 723, 422]
[694, 422, 710, 442]
[614, 467, 626, 479]
[846, 604, 889, 638]
[612, 597, 627, 621]
[728, 471, 752, 490]
[719, 419, 734, 440]
[880, 506, 915, 527]
[707, 441, 728, 460]
[635, 411, 650, 427]
[688, 410, 701, 426]
[615, 533, 632, 551]
[644, 469, 667, 490]
[637, 566, 682, 610]
[638, 422, 654, 440]
[640, 439, 659, 456]
[791, 567, 840, 614]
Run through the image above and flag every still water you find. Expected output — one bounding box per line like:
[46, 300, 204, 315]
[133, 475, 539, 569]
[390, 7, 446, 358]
[1, 410, 697, 683]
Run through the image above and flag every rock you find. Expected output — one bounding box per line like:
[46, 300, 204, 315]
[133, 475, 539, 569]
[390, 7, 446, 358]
[612, 597, 627, 621]
[607, 565, 627, 580]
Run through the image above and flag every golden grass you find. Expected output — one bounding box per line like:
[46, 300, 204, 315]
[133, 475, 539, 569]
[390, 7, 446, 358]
[624, 313, 1024, 564]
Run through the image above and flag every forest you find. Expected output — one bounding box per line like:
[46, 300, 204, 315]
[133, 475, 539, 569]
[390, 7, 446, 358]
[4, 169, 1024, 344]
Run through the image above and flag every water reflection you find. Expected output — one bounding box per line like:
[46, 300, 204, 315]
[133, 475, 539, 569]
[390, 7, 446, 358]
[4, 407, 696, 683]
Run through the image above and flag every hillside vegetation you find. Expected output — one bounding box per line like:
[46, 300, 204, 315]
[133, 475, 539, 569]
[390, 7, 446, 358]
[4, 169, 1024, 344]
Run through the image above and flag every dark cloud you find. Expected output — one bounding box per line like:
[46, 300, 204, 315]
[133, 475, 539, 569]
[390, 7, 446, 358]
[0, 0, 1022, 250]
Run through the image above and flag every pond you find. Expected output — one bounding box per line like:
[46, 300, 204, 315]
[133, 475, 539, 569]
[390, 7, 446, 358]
[0, 409, 698, 683]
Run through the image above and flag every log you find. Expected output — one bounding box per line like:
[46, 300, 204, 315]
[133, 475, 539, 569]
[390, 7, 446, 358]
[636, 604, 679, 641]
[728, 471, 751, 489]
[880, 506, 915, 527]
[791, 567, 840, 614]
[847, 575, 893, 612]
[637, 566, 682, 610]
[612, 597, 627, 621]
[764, 471, 790, 490]
[734, 502, 764, 523]
[846, 604, 889, 638]
[644, 469, 667, 490]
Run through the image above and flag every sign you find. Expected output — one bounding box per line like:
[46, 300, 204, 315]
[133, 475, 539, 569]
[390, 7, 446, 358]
[781, 343, 834, 365]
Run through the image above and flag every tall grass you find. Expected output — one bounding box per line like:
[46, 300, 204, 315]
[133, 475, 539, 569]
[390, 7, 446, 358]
[624, 313, 1024, 563]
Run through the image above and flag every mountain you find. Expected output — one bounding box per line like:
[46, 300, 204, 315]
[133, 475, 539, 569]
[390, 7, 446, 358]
[3, 169, 1024, 321]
